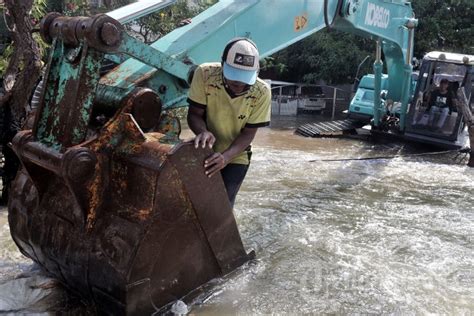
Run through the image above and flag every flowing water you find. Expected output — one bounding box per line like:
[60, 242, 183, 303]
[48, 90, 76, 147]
[1, 117, 473, 314]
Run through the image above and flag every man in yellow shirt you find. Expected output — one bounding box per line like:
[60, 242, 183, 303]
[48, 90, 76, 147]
[187, 38, 271, 206]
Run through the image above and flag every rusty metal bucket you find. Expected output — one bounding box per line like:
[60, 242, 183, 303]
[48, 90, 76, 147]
[8, 114, 254, 314]
[7, 13, 254, 314]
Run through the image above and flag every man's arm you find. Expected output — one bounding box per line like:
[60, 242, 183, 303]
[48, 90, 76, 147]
[204, 127, 258, 177]
[187, 105, 216, 149]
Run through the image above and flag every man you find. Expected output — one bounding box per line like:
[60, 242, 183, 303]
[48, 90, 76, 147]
[424, 78, 457, 130]
[187, 38, 271, 206]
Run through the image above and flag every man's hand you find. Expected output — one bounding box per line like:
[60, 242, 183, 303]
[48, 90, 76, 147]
[204, 152, 227, 178]
[194, 131, 216, 149]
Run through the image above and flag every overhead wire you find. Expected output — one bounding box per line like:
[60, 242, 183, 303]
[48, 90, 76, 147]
[308, 148, 467, 162]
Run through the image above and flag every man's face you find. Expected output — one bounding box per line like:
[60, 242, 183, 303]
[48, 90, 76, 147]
[225, 78, 248, 94]
[440, 81, 449, 90]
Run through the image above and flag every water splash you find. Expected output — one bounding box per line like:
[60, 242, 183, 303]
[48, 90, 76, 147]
[1, 126, 473, 314]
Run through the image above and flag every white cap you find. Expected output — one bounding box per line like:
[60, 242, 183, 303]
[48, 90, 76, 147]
[223, 39, 259, 85]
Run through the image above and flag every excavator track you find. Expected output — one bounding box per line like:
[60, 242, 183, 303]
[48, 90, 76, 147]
[296, 119, 368, 137]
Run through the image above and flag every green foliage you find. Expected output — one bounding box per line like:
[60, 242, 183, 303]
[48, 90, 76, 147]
[128, 0, 217, 44]
[411, 0, 474, 57]
[267, 0, 473, 85]
[57, 0, 132, 16]
[2, 0, 470, 86]
[32, 0, 50, 61]
[0, 44, 13, 76]
[0, 0, 48, 78]
[31, 0, 48, 21]
[260, 57, 287, 76]
[63, 0, 90, 16]
[46, 0, 64, 13]
[270, 31, 373, 85]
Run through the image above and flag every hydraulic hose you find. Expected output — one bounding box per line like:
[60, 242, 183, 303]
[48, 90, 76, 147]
[324, 0, 344, 29]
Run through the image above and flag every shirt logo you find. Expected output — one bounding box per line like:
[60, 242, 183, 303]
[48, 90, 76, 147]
[435, 96, 448, 107]
[238, 114, 246, 120]
[234, 53, 255, 67]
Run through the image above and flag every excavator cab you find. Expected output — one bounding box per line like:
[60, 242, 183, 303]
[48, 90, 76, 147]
[405, 52, 473, 148]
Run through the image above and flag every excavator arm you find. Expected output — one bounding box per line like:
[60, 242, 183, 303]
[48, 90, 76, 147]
[101, 0, 416, 127]
[332, 0, 416, 129]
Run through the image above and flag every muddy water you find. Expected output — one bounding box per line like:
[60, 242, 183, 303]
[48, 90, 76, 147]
[1, 118, 473, 314]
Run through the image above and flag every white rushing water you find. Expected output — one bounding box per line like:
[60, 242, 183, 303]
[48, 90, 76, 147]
[0, 124, 473, 314]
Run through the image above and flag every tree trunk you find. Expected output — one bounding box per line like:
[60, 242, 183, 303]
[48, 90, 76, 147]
[456, 90, 474, 167]
[468, 126, 474, 167]
[0, 0, 42, 203]
[1, 0, 42, 121]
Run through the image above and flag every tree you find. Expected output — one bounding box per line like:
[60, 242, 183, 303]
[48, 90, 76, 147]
[260, 57, 288, 79]
[0, 0, 47, 79]
[411, 0, 474, 57]
[127, 0, 217, 44]
[264, 1, 473, 85]
[267, 31, 374, 85]
[0, 0, 46, 120]
[0, 0, 47, 203]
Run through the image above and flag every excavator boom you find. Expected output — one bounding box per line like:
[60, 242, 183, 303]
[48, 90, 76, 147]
[100, 0, 415, 120]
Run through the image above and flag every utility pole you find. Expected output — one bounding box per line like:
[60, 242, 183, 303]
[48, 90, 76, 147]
[457, 91, 474, 167]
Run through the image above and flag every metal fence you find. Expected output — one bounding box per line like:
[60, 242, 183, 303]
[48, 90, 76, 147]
[271, 84, 351, 119]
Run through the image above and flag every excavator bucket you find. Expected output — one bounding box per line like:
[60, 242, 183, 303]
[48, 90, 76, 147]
[8, 13, 253, 314]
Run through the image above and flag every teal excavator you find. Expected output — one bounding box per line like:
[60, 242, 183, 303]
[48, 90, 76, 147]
[7, 0, 473, 314]
[344, 51, 473, 149]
